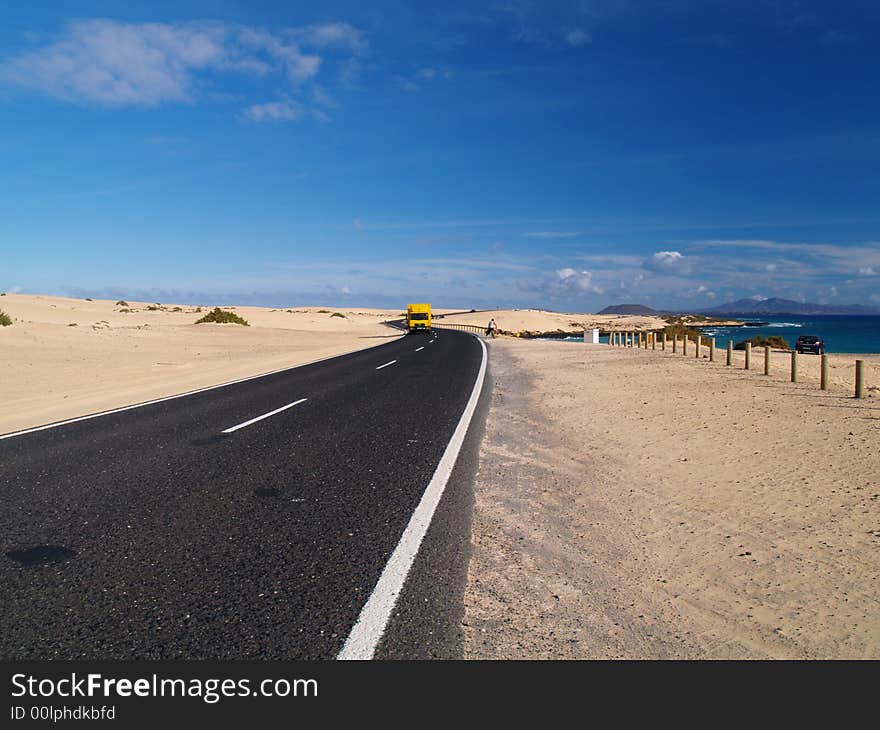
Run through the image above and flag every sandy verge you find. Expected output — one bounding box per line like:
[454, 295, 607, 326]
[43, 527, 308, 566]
[0, 294, 403, 434]
[464, 339, 880, 658]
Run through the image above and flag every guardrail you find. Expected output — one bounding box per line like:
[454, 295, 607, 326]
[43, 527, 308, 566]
[432, 322, 487, 334]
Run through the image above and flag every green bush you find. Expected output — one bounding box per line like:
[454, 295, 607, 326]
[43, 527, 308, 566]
[317, 309, 331, 313]
[195, 307, 249, 326]
[660, 323, 704, 343]
[735, 335, 790, 351]
[330, 312, 346, 318]
[172, 306, 183, 312]
[0, 309, 12, 326]
[116, 300, 129, 306]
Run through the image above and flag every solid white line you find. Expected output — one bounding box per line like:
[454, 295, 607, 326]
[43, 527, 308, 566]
[415, 346, 424, 352]
[375, 360, 397, 370]
[221, 398, 307, 434]
[0, 335, 403, 441]
[338, 336, 488, 660]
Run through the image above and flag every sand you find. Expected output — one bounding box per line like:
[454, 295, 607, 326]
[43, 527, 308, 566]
[464, 338, 880, 659]
[0, 294, 402, 435]
[438, 308, 668, 334]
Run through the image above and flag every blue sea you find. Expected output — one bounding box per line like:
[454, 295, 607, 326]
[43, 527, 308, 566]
[541, 316, 880, 354]
[694, 316, 880, 354]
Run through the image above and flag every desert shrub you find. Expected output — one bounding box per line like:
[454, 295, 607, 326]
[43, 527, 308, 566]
[195, 307, 249, 326]
[735, 336, 790, 351]
[659, 323, 704, 343]
[0, 310, 12, 326]
[116, 300, 128, 306]
[172, 306, 183, 312]
[1, 292, 6, 296]
[119, 308, 132, 313]
[330, 312, 346, 318]
[317, 309, 331, 313]
[67, 323, 77, 327]
[85, 298, 93, 301]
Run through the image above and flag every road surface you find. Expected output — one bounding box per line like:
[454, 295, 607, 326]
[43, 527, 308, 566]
[0, 328, 487, 660]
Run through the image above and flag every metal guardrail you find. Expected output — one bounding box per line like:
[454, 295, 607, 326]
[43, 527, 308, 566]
[432, 322, 487, 334]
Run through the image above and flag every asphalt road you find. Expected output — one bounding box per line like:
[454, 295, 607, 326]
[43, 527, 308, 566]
[0, 328, 486, 660]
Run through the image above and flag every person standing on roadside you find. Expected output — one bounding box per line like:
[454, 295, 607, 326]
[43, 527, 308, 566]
[487, 318, 497, 338]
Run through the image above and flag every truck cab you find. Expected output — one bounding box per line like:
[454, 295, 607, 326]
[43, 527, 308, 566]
[406, 303, 432, 333]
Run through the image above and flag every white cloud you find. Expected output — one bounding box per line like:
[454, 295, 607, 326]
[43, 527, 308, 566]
[765, 263, 777, 272]
[0, 19, 361, 108]
[242, 99, 301, 122]
[858, 266, 876, 276]
[523, 231, 579, 238]
[292, 23, 367, 55]
[644, 250, 686, 272]
[553, 268, 602, 294]
[565, 28, 591, 47]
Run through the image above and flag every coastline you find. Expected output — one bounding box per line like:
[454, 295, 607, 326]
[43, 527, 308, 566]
[464, 338, 880, 658]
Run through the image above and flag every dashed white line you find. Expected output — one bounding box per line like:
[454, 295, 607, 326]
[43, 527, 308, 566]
[375, 360, 397, 370]
[221, 398, 307, 434]
[0, 336, 404, 441]
[415, 346, 425, 352]
[338, 336, 488, 660]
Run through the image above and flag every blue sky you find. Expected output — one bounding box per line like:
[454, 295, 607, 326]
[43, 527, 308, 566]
[1, 1, 878, 310]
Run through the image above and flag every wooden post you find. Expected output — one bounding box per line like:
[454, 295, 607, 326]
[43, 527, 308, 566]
[709, 337, 716, 362]
[662, 332, 667, 351]
[672, 336, 678, 353]
[820, 354, 828, 390]
[652, 332, 656, 350]
[790, 350, 798, 382]
[696, 335, 701, 359]
[683, 335, 688, 356]
[727, 340, 732, 366]
[855, 359, 864, 399]
[745, 342, 751, 370]
[764, 345, 770, 375]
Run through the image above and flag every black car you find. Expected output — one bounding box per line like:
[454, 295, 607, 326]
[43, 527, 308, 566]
[795, 335, 825, 354]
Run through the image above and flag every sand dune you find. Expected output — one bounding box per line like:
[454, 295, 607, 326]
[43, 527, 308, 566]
[438, 308, 667, 334]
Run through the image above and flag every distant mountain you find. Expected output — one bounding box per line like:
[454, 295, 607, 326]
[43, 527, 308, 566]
[597, 303, 658, 315]
[703, 297, 880, 316]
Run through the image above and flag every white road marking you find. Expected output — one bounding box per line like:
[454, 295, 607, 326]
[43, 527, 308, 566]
[375, 360, 397, 370]
[415, 346, 424, 352]
[221, 398, 307, 434]
[0, 336, 404, 441]
[338, 336, 488, 660]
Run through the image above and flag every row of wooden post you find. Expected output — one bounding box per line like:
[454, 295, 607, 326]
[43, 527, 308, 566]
[606, 331, 866, 398]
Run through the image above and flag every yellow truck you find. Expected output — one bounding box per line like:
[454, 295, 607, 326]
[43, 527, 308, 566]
[406, 303, 432, 334]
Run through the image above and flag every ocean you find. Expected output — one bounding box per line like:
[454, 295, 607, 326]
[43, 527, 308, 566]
[541, 315, 880, 354]
[694, 315, 880, 355]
